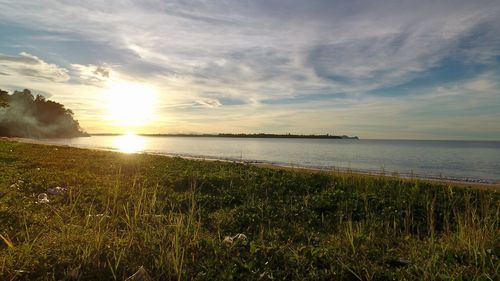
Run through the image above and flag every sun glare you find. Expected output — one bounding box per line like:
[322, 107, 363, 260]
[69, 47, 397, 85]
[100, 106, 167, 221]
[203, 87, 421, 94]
[114, 133, 145, 153]
[104, 81, 156, 126]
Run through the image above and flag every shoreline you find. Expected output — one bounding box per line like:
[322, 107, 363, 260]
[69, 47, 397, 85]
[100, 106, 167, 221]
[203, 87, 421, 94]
[9, 137, 499, 189]
[90, 133, 359, 139]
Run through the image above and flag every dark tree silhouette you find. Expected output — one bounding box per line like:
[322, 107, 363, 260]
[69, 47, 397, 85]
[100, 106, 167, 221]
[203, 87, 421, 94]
[0, 88, 87, 138]
[0, 89, 8, 108]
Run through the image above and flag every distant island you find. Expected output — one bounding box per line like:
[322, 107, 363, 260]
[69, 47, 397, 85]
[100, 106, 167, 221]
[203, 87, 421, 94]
[92, 133, 359, 139]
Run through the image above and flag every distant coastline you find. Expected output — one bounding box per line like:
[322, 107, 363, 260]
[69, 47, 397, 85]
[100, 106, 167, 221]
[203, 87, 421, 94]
[90, 133, 360, 139]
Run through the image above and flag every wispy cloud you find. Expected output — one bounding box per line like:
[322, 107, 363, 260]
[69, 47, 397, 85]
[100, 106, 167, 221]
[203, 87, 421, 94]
[196, 98, 222, 108]
[0, 52, 69, 82]
[70, 64, 112, 85]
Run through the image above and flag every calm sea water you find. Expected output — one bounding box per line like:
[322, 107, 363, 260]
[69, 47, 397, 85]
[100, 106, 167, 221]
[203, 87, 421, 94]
[36, 136, 500, 183]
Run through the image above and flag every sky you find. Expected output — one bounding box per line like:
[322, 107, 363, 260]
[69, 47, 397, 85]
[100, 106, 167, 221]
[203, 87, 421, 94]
[0, 0, 499, 140]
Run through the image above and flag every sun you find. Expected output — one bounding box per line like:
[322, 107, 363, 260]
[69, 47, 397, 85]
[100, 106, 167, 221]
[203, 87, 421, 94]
[104, 81, 156, 127]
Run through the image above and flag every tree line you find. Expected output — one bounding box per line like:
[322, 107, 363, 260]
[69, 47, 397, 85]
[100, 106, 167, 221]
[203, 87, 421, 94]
[0, 88, 87, 138]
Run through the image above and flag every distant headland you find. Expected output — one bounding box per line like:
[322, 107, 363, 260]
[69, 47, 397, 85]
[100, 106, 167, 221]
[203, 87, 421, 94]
[92, 133, 359, 139]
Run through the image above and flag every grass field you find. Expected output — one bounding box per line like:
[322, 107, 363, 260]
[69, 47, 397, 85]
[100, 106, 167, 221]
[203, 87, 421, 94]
[0, 139, 498, 280]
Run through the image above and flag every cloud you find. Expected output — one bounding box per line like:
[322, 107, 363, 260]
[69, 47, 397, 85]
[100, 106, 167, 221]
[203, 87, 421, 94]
[1, 1, 497, 96]
[196, 98, 222, 108]
[70, 63, 112, 84]
[0, 52, 69, 82]
[415, 71, 499, 101]
[0, 0, 499, 138]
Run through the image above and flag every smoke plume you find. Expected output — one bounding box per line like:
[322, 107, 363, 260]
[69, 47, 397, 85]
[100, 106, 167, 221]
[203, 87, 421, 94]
[0, 88, 87, 138]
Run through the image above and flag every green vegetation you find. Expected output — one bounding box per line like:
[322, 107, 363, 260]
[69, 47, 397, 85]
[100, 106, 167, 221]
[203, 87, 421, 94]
[0, 139, 498, 280]
[0, 89, 87, 138]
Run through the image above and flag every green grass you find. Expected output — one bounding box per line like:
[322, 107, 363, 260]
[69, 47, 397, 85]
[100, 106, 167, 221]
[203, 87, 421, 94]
[0, 139, 498, 280]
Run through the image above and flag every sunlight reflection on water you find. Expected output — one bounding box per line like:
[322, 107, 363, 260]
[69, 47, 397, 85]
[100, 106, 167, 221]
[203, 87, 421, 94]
[114, 134, 145, 153]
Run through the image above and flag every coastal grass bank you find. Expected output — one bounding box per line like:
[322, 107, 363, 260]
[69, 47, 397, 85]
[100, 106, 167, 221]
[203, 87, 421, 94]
[0, 140, 498, 280]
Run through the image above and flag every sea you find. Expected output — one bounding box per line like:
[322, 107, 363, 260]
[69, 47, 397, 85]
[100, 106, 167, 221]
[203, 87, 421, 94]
[34, 136, 500, 184]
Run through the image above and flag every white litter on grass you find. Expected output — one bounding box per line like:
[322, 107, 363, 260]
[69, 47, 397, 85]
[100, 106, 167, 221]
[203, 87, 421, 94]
[223, 233, 248, 245]
[10, 180, 25, 189]
[37, 193, 49, 203]
[234, 233, 247, 242]
[47, 186, 66, 195]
